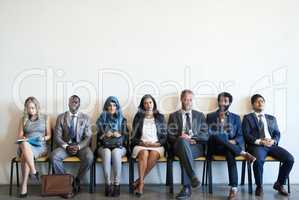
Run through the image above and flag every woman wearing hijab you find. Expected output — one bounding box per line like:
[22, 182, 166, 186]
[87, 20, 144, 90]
[96, 96, 129, 197]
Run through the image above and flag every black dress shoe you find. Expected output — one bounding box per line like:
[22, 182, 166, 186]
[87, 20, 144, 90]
[273, 182, 289, 196]
[176, 186, 192, 199]
[105, 184, 112, 197]
[191, 176, 200, 188]
[74, 178, 81, 193]
[19, 193, 28, 198]
[112, 184, 120, 197]
[255, 186, 263, 196]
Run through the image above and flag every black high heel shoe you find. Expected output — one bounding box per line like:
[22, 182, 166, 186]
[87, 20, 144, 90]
[19, 193, 28, 198]
[135, 180, 144, 198]
[29, 171, 39, 183]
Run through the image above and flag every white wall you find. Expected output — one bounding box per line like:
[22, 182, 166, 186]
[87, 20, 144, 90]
[0, 0, 298, 184]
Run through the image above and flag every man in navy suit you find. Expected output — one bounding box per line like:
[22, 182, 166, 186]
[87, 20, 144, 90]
[207, 92, 256, 200]
[242, 94, 294, 196]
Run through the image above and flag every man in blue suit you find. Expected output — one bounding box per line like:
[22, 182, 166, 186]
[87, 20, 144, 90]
[242, 94, 294, 196]
[207, 92, 256, 200]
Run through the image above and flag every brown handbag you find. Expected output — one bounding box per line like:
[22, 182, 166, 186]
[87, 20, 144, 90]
[41, 174, 74, 198]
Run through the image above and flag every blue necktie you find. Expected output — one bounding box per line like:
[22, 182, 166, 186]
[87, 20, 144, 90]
[70, 115, 76, 142]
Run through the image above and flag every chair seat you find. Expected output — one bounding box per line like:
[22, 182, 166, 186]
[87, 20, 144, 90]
[174, 156, 206, 161]
[96, 156, 128, 162]
[135, 156, 167, 162]
[265, 156, 276, 161]
[63, 156, 81, 162]
[158, 156, 167, 162]
[14, 156, 49, 162]
[212, 155, 246, 161]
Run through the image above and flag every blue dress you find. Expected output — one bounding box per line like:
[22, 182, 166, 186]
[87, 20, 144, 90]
[17, 114, 48, 158]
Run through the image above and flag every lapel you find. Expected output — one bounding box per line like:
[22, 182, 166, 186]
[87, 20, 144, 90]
[191, 110, 197, 133]
[76, 113, 84, 139]
[227, 112, 232, 125]
[264, 114, 272, 136]
[227, 112, 233, 136]
[63, 112, 71, 138]
[66, 112, 71, 128]
[177, 111, 183, 135]
[250, 113, 259, 129]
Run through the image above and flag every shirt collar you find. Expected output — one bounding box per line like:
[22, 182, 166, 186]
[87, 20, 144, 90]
[181, 109, 192, 115]
[69, 111, 79, 117]
[254, 111, 264, 118]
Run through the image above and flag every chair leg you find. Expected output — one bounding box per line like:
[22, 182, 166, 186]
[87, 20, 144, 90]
[47, 162, 51, 175]
[166, 159, 170, 186]
[202, 160, 206, 186]
[240, 160, 246, 185]
[93, 162, 96, 188]
[9, 158, 15, 195]
[247, 161, 253, 194]
[89, 162, 94, 193]
[287, 176, 290, 194]
[16, 161, 20, 187]
[205, 160, 208, 186]
[208, 160, 213, 194]
[169, 159, 174, 194]
[129, 158, 134, 193]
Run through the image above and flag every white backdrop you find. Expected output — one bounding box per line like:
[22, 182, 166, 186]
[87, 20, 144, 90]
[0, 0, 298, 184]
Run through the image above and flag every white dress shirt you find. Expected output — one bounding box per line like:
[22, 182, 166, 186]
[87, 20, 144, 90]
[181, 109, 193, 136]
[254, 112, 272, 145]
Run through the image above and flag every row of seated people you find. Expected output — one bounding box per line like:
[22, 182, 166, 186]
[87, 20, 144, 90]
[16, 90, 294, 200]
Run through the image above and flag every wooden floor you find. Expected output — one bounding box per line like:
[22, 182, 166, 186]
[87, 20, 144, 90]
[3, 184, 299, 199]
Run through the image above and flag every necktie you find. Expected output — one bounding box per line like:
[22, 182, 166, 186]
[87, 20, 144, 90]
[185, 113, 192, 135]
[258, 114, 265, 139]
[70, 115, 76, 142]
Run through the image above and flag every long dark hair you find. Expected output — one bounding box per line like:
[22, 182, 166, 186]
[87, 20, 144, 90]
[137, 94, 160, 118]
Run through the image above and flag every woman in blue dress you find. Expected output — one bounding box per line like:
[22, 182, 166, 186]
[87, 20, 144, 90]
[17, 97, 51, 198]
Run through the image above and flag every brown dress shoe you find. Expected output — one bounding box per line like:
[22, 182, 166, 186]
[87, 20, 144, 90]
[227, 189, 237, 200]
[273, 182, 289, 196]
[255, 186, 263, 196]
[61, 192, 74, 199]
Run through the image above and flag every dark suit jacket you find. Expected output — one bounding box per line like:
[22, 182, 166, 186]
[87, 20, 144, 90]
[206, 110, 244, 146]
[242, 113, 280, 147]
[167, 110, 209, 145]
[130, 112, 167, 150]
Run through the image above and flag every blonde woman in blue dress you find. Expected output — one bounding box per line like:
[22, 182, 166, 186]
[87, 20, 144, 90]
[17, 97, 51, 198]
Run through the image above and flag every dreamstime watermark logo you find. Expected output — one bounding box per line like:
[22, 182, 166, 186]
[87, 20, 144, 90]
[11, 66, 288, 132]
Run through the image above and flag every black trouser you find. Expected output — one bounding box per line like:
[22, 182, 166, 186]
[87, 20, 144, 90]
[248, 145, 294, 186]
[208, 134, 242, 187]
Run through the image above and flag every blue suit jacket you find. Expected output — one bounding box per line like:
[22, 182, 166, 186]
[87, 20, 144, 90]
[206, 110, 244, 146]
[242, 113, 280, 146]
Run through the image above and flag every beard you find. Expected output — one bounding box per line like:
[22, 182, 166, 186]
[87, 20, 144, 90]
[182, 105, 192, 111]
[219, 104, 230, 112]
